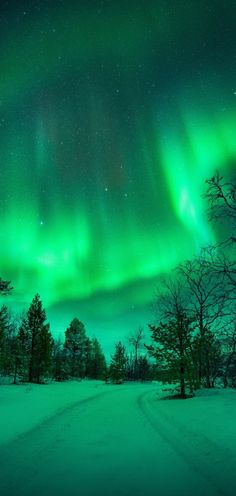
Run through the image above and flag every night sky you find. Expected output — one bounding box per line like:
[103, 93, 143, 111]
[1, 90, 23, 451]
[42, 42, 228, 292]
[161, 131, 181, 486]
[1, 0, 236, 350]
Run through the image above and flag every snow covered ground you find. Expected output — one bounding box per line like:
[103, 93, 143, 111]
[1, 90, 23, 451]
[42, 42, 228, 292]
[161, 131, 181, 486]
[0, 381, 236, 496]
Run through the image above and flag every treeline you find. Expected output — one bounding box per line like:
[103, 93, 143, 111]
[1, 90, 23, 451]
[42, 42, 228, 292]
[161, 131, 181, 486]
[146, 172, 236, 398]
[1, 172, 236, 395]
[0, 293, 107, 383]
[0, 291, 153, 384]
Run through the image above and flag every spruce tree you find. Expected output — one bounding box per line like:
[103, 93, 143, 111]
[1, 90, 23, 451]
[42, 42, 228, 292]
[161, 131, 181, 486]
[137, 356, 151, 381]
[0, 305, 11, 375]
[110, 342, 126, 384]
[27, 294, 53, 383]
[0, 278, 13, 295]
[88, 338, 106, 379]
[17, 317, 31, 381]
[52, 338, 67, 381]
[148, 311, 194, 399]
[64, 318, 87, 378]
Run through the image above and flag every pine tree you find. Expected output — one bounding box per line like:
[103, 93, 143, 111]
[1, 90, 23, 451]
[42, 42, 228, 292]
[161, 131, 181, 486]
[37, 323, 54, 381]
[147, 311, 194, 399]
[0, 305, 11, 375]
[17, 317, 31, 381]
[27, 294, 53, 383]
[0, 278, 13, 295]
[52, 338, 67, 381]
[137, 355, 151, 381]
[88, 338, 106, 379]
[63, 318, 87, 378]
[84, 337, 93, 377]
[110, 342, 126, 384]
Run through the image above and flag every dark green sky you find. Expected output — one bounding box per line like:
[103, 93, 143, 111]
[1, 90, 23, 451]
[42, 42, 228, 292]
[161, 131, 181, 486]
[0, 0, 236, 350]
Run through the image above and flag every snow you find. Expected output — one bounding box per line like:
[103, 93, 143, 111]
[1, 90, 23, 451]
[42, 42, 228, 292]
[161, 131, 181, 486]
[0, 380, 109, 446]
[0, 381, 236, 495]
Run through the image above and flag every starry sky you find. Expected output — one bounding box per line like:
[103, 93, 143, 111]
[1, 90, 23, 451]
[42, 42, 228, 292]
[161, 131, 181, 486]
[0, 0, 236, 350]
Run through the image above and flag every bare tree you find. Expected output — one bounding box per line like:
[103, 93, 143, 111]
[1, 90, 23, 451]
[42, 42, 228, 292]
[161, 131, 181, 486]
[205, 171, 236, 228]
[179, 251, 228, 387]
[128, 327, 144, 379]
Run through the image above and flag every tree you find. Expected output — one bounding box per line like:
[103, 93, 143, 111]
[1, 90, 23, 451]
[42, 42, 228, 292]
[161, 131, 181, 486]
[205, 171, 236, 227]
[147, 278, 195, 398]
[63, 318, 87, 378]
[0, 305, 11, 376]
[220, 327, 236, 388]
[179, 252, 227, 387]
[137, 355, 151, 381]
[148, 313, 194, 399]
[17, 317, 31, 381]
[205, 171, 236, 388]
[52, 338, 68, 381]
[0, 278, 13, 296]
[204, 172, 236, 300]
[27, 294, 53, 383]
[37, 323, 54, 381]
[87, 338, 106, 379]
[128, 327, 144, 380]
[110, 342, 127, 384]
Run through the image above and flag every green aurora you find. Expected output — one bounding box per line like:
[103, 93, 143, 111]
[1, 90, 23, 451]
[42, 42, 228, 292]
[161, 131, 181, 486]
[0, 0, 236, 347]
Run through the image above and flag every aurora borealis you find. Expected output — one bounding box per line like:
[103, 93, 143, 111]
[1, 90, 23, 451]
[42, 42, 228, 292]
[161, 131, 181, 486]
[1, 0, 236, 345]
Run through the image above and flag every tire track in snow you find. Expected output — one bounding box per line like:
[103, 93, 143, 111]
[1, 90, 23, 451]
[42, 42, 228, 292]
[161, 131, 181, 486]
[0, 387, 124, 496]
[137, 390, 232, 496]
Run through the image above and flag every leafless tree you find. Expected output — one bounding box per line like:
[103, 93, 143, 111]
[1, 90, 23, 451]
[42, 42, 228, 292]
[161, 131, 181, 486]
[205, 171, 236, 228]
[128, 327, 144, 377]
[179, 251, 228, 387]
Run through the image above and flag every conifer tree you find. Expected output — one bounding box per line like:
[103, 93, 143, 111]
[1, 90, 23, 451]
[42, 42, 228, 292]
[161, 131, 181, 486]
[52, 338, 67, 381]
[0, 278, 13, 295]
[84, 337, 92, 377]
[0, 305, 11, 375]
[88, 338, 106, 379]
[17, 317, 31, 381]
[27, 294, 53, 383]
[137, 355, 151, 381]
[63, 318, 87, 378]
[110, 342, 126, 384]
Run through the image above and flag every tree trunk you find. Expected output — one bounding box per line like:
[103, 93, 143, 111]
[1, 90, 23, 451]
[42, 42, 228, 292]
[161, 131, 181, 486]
[205, 352, 211, 388]
[179, 321, 186, 399]
[180, 366, 186, 399]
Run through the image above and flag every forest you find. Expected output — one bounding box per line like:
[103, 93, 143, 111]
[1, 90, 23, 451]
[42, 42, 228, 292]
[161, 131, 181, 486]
[1, 172, 236, 399]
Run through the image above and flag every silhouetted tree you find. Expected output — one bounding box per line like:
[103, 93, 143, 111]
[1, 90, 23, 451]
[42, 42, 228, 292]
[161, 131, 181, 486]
[0, 278, 13, 296]
[137, 355, 151, 381]
[179, 252, 227, 387]
[63, 318, 87, 378]
[128, 327, 144, 380]
[27, 294, 53, 383]
[147, 278, 195, 398]
[52, 338, 68, 381]
[87, 338, 106, 379]
[0, 305, 11, 376]
[220, 327, 236, 388]
[17, 317, 31, 381]
[205, 171, 236, 227]
[110, 342, 126, 384]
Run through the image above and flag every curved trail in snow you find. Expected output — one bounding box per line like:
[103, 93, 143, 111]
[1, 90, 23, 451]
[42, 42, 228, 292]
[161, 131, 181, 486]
[137, 390, 228, 496]
[0, 384, 234, 496]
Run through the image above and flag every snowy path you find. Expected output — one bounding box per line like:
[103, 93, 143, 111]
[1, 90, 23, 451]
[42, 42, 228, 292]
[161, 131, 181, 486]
[0, 383, 235, 496]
